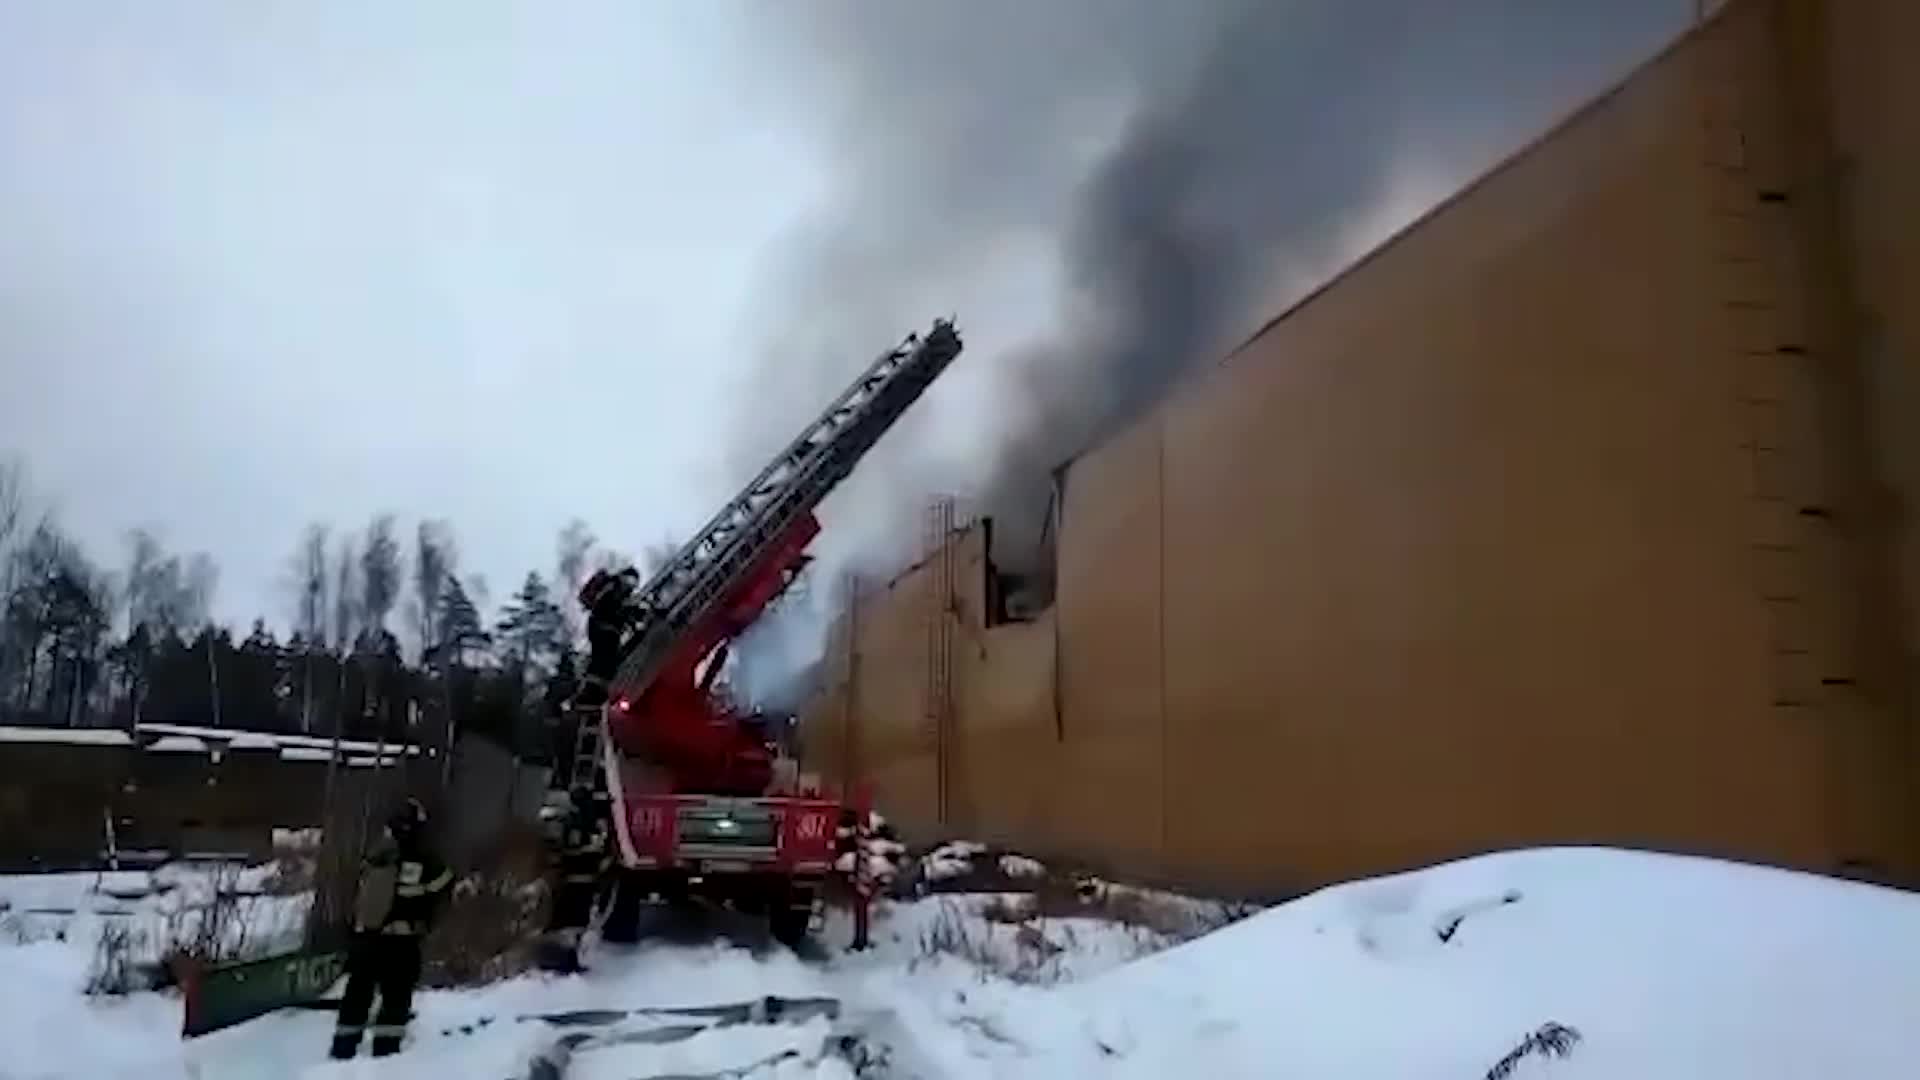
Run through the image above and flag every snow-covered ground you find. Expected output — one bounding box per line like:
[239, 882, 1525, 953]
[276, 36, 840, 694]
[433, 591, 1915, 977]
[0, 858, 312, 1079]
[0, 860, 310, 977]
[3, 847, 1917, 1079]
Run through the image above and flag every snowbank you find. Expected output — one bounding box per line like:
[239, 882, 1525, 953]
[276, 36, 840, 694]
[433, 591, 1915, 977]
[836, 848, 1920, 1078]
[3, 847, 1916, 1078]
[1040, 848, 1920, 1077]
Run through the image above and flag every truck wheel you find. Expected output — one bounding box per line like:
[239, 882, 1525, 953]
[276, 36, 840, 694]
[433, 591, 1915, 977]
[769, 894, 812, 949]
[600, 872, 645, 945]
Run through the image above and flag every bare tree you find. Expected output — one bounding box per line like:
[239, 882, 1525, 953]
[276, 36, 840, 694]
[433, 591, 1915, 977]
[121, 548, 211, 642]
[0, 459, 33, 708]
[408, 519, 461, 766]
[182, 553, 218, 625]
[0, 456, 23, 561]
[178, 552, 221, 727]
[115, 529, 168, 726]
[290, 524, 330, 733]
[411, 519, 457, 662]
[321, 532, 362, 817]
[331, 534, 361, 653]
[555, 519, 595, 644]
[464, 572, 491, 618]
[359, 514, 402, 645]
[291, 524, 330, 642]
[7, 519, 109, 721]
[122, 529, 163, 634]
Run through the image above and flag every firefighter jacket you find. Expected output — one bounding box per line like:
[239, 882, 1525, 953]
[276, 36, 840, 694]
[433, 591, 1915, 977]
[554, 811, 613, 886]
[353, 841, 453, 937]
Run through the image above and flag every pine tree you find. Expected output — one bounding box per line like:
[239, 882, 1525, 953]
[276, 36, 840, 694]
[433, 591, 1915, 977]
[438, 576, 489, 667]
[494, 572, 566, 679]
[237, 619, 291, 730]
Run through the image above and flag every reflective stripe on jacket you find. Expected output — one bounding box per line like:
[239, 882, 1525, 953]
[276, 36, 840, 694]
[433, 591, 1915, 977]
[358, 847, 453, 935]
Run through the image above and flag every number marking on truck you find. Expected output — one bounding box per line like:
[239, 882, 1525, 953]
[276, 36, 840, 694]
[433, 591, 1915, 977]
[796, 813, 827, 841]
[634, 806, 666, 837]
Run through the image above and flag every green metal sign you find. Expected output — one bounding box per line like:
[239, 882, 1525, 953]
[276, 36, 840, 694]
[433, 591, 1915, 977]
[180, 947, 345, 1038]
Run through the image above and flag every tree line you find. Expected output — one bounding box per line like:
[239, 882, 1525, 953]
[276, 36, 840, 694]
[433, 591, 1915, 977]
[0, 456, 651, 763]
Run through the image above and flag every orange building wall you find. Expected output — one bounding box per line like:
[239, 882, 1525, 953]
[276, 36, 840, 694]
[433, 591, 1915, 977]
[799, 0, 1918, 895]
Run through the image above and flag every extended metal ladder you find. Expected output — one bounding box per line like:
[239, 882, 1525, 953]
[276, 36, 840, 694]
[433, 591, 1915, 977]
[567, 319, 964, 793]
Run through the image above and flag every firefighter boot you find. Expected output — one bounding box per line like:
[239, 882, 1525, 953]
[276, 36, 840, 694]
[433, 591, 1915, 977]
[328, 1032, 360, 1061]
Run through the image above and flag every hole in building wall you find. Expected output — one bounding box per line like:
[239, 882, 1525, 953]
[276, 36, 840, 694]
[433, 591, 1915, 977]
[983, 515, 1056, 626]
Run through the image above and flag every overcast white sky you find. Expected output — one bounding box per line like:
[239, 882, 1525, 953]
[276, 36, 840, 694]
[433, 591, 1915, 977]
[0, 3, 833, 626]
[0, 1, 1690, 639]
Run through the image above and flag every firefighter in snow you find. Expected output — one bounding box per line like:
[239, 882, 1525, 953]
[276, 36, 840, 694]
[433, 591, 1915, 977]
[329, 798, 453, 1060]
[542, 784, 613, 971]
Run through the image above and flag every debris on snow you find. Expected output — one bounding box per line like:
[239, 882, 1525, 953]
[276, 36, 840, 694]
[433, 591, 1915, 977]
[929, 841, 989, 861]
[918, 840, 1024, 886]
[269, 828, 323, 852]
[895, 894, 1184, 987]
[1482, 1021, 1583, 1080]
[1434, 888, 1524, 944]
[999, 854, 1047, 880]
[832, 814, 908, 893]
[922, 853, 974, 882]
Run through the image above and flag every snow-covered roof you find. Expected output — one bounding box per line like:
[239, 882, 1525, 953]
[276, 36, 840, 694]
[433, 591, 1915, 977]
[134, 722, 425, 757]
[0, 726, 133, 747]
[279, 734, 424, 757]
[145, 735, 211, 754]
[0, 722, 440, 766]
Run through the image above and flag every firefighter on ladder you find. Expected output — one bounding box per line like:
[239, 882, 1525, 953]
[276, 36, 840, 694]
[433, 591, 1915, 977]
[542, 784, 613, 972]
[575, 566, 642, 709]
[329, 798, 453, 1060]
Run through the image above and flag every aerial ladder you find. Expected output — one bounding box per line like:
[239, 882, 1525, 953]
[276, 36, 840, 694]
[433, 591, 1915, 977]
[566, 318, 963, 946]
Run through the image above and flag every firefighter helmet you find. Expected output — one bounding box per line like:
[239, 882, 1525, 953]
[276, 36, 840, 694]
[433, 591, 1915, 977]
[387, 797, 428, 839]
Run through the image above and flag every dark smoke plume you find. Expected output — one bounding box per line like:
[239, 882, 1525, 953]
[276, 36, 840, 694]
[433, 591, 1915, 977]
[728, 0, 1688, 572]
[720, 0, 1687, 698]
